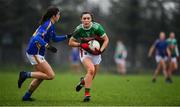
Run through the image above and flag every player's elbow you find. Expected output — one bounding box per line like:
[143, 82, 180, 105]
[68, 39, 74, 47]
[68, 41, 73, 46]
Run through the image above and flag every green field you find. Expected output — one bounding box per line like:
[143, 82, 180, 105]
[0, 70, 180, 106]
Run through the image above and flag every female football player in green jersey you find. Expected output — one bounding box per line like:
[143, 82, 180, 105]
[69, 11, 109, 102]
[166, 32, 179, 80]
[114, 40, 127, 75]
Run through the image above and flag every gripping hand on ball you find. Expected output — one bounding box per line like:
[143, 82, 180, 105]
[80, 43, 90, 51]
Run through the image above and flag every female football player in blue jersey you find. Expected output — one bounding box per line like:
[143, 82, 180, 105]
[69, 12, 109, 102]
[148, 32, 171, 83]
[18, 6, 72, 101]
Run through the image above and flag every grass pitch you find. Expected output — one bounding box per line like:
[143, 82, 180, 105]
[0, 70, 180, 106]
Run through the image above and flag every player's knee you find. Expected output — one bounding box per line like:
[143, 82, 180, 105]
[174, 64, 178, 70]
[87, 68, 95, 76]
[47, 75, 55, 80]
[47, 72, 55, 80]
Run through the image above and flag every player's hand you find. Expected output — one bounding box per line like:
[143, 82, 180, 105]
[80, 43, 103, 55]
[80, 43, 99, 55]
[80, 43, 90, 50]
[46, 45, 57, 53]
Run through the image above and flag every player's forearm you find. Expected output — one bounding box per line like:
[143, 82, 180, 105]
[148, 47, 154, 57]
[100, 35, 109, 52]
[69, 38, 80, 47]
[70, 42, 80, 47]
[52, 35, 67, 42]
[175, 46, 179, 56]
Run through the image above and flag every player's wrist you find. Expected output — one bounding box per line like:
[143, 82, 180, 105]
[66, 33, 72, 38]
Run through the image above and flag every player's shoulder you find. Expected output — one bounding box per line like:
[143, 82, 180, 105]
[93, 22, 101, 26]
[92, 22, 102, 29]
[155, 39, 160, 43]
[154, 39, 162, 45]
[44, 20, 52, 26]
[173, 38, 177, 42]
[41, 20, 52, 29]
[75, 24, 83, 31]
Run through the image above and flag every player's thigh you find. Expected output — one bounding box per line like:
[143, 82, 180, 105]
[159, 60, 167, 70]
[26, 53, 46, 65]
[35, 61, 54, 76]
[82, 57, 95, 72]
[156, 60, 163, 70]
[94, 64, 100, 72]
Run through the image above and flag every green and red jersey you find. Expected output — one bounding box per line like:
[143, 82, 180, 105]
[72, 22, 106, 44]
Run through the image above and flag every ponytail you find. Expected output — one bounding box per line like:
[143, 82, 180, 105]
[39, 6, 60, 25]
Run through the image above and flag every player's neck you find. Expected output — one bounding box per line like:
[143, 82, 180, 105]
[82, 22, 93, 30]
[50, 18, 55, 24]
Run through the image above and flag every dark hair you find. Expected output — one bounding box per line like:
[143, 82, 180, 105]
[80, 11, 94, 21]
[39, 6, 60, 25]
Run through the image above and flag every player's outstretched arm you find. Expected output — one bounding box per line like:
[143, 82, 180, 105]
[52, 32, 73, 42]
[148, 45, 155, 57]
[69, 37, 81, 47]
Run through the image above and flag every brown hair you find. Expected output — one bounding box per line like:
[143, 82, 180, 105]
[39, 6, 60, 25]
[80, 11, 94, 21]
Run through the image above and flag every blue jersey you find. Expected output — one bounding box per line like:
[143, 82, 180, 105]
[153, 39, 168, 57]
[26, 19, 67, 56]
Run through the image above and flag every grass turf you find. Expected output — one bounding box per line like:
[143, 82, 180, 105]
[0, 71, 180, 106]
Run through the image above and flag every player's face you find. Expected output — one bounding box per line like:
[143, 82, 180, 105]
[53, 12, 60, 22]
[81, 14, 92, 28]
[56, 12, 60, 21]
[170, 32, 175, 39]
[159, 32, 165, 40]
